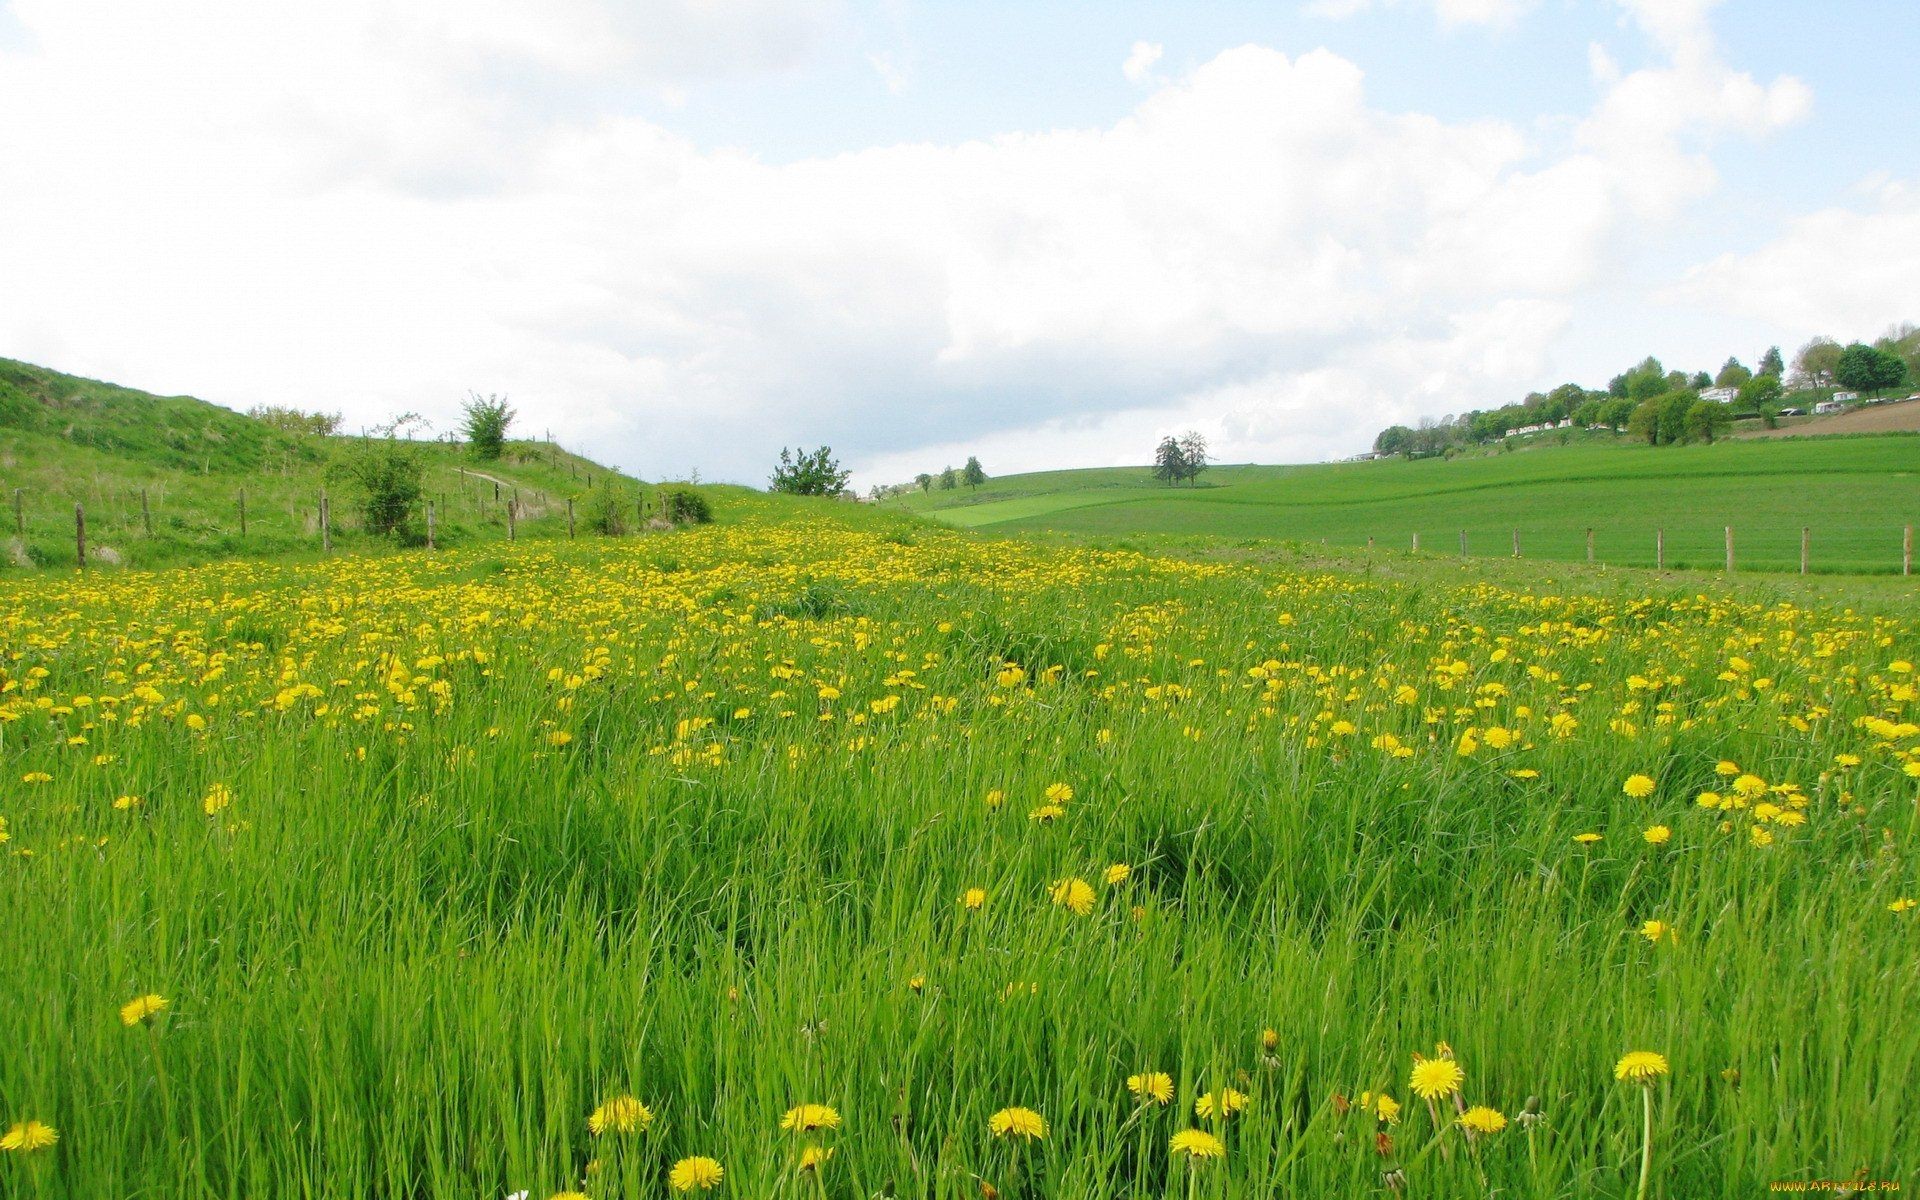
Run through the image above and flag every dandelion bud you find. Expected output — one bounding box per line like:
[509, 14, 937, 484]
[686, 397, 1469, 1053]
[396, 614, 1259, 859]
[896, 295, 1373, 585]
[1382, 1168, 1407, 1192]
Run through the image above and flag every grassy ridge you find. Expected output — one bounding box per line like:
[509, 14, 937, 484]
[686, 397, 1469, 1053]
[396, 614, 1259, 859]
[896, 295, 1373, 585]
[895, 439, 1920, 574]
[2, 498, 1916, 1195]
[0, 357, 649, 570]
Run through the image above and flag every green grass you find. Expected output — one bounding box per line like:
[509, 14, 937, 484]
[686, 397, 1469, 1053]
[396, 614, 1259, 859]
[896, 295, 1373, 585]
[895, 438, 1920, 574]
[0, 357, 668, 570]
[2, 497, 1916, 1196]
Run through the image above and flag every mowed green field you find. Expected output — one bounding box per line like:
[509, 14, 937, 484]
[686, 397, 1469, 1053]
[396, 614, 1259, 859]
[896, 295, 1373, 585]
[895, 439, 1920, 574]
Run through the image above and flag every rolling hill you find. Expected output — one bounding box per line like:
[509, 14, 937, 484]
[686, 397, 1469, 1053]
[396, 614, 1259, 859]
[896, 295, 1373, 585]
[891, 437, 1920, 575]
[0, 357, 663, 570]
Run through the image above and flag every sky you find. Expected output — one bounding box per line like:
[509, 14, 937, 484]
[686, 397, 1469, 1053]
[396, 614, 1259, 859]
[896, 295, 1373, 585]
[1, 0, 1915, 488]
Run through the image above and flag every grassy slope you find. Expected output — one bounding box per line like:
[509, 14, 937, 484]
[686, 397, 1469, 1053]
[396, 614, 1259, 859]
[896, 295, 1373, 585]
[0, 358, 662, 569]
[893, 437, 1920, 574]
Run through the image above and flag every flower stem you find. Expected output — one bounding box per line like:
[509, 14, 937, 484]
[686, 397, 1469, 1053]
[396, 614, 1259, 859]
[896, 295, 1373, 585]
[1636, 1085, 1654, 1200]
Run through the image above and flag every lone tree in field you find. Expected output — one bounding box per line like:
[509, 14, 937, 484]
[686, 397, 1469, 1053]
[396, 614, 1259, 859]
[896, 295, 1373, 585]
[914, 472, 933, 493]
[770, 446, 851, 496]
[962, 456, 987, 489]
[1153, 431, 1210, 485]
[938, 466, 957, 490]
[461, 393, 516, 460]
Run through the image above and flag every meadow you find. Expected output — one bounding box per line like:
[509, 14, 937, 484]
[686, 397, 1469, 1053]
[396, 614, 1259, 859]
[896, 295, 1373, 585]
[896, 438, 1920, 575]
[3, 495, 1916, 1198]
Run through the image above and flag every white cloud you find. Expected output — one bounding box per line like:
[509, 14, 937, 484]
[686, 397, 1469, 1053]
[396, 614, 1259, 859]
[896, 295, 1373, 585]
[0, 0, 1821, 486]
[1670, 182, 1920, 339]
[1122, 41, 1164, 85]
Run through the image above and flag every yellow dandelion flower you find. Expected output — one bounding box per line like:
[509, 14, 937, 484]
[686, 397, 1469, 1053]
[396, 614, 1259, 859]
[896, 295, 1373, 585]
[1194, 1088, 1248, 1120]
[798, 1145, 834, 1171]
[1169, 1129, 1226, 1160]
[1043, 782, 1074, 804]
[1028, 804, 1065, 824]
[1573, 832, 1602, 845]
[1103, 862, 1131, 885]
[961, 887, 987, 910]
[1642, 825, 1671, 845]
[1614, 1051, 1669, 1084]
[1049, 877, 1096, 916]
[1695, 791, 1722, 809]
[1409, 1058, 1464, 1100]
[1374, 1094, 1402, 1124]
[669, 1156, 725, 1191]
[1127, 1072, 1174, 1105]
[1458, 1106, 1507, 1134]
[1639, 919, 1676, 944]
[202, 783, 233, 816]
[1714, 761, 1741, 777]
[985, 789, 1005, 809]
[588, 1094, 653, 1135]
[988, 1107, 1047, 1140]
[1622, 774, 1656, 798]
[1887, 898, 1915, 913]
[120, 993, 168, 1027]
[1749, 826, 1774, 848]
[113, 794, 143, 810]
[0, 1119, 58, 1153]
[545, 729, 573, 747]
[781, 1104, 841, 1132]
[1259, 1028, 1280, 1052]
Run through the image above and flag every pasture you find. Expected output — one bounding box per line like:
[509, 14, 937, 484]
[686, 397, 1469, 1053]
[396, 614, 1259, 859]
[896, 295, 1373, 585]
[3, 498, 1916, 1196]
[897, 438, 1920, 575]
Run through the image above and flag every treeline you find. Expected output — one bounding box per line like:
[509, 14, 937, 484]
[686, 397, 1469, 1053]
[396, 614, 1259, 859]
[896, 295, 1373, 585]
[872, 456, 986, 499]
[1375, 325, 1919, 457]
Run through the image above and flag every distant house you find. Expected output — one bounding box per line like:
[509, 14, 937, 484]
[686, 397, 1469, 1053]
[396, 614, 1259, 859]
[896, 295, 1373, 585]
[1833, 391, 1859, 402]
[1700, 386, 1739, 404]
[1814, 400, 1844, 415]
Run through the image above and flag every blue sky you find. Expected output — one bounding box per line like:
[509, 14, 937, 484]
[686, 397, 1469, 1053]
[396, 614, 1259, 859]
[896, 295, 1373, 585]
[0, 0, 1915, 484]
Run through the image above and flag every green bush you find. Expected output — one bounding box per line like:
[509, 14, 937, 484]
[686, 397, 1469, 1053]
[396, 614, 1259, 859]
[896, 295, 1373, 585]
[660, 487, 712, 525]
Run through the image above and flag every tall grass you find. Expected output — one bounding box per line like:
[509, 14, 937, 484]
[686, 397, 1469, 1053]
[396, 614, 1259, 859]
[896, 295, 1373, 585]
[1, 507, 1915, 1196]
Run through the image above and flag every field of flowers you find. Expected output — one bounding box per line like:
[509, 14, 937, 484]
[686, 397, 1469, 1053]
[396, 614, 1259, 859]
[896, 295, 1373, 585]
[2, 504, 1917, 1197]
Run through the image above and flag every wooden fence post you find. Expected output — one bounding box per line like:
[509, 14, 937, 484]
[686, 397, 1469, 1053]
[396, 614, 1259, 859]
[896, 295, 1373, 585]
[320, 491, 331, 554]
[493, 480, 500, 502]
[1906, 525, 1913, 577]
[238, 488, 247, 538]
[567, 497, 575, 539]
[426, 501, 436, 550]
[1586, 527, 1594, 564]
[1511, 528, 1520, 558]
[140, 488, 152, 537]
[507, 499, 516, 542]
[1800, 526, 1809, 575]
[1459, 529, 1468, 557]
[1656, 528, 1664, 570]
[13, 488, 22, 538]
[1411, 531, 1419, 553]
[1725, 525, 1734, 574]
[74, 503, 86, 569]
[1366, 536, 1374, 551]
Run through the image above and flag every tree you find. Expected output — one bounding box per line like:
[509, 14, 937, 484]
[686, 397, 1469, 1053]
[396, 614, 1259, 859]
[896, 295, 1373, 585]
[914, 473, 933, 493]
[962, 456, 987, 489]
[1688, 371, 1712, 391]
[460, 393, 515, 461]
[1619, 357, 1666, 402]
[1176, 431, 1209, 483]
[1628, 391, 1697, 446]
[1757, 346, 1784, 378]
[770, 446, 851, 496]
[937, 466, 958, 490]
[1714, 358, 1751, 389]
[1835, 343, 1908, 397]
[1374, 425, 1415, 457]
[1152, 435, 1186, 485]
[1684, 399, 1731, 443]
[1792, 337, 1842, 389]
[1737, 374, 1783, 428]
[333, 415, 427, 538]
[248, 405, 341, 436]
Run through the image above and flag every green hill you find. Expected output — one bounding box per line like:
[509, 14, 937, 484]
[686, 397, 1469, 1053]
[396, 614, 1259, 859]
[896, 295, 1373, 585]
[0, 357, 667, 570]
[891, 438, 1920, 575]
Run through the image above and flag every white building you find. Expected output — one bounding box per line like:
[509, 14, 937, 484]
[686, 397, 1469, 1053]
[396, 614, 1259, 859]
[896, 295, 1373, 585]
[1700, 386, 1739, 404]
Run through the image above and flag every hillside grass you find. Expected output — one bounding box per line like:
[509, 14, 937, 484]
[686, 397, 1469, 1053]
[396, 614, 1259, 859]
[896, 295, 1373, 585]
[2, 496, 1916, 1197]
[0, 357, 677, 570]
[894, 438, 1920, 575]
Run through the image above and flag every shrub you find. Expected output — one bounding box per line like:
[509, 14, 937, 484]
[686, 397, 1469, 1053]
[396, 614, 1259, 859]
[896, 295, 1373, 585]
[660, 487, 712, 525]
[460, 393, 516, 461]
[583, 487, 629, 536]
